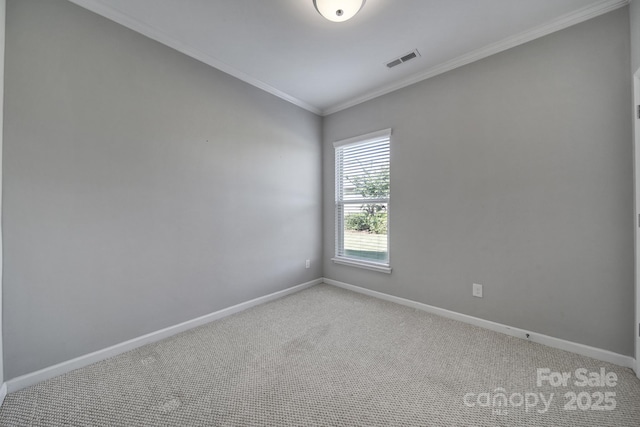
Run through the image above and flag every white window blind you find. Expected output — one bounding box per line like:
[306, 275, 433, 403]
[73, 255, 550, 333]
[334, 129, 391, 271]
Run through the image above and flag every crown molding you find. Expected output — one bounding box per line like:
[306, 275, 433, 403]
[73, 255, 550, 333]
[67, 0, 629, 118]
[66, 0, 323, 116]
[322, 0, 630, 115]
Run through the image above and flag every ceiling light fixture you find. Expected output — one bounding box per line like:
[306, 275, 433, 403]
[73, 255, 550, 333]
[313, 0, 366, 23]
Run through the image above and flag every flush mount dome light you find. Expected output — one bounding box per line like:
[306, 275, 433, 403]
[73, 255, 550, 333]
[313, 0, 366, 22]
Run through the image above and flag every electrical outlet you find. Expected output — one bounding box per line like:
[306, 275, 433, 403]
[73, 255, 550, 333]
[305, 259, 311, 269]
[472, 283, 483, 298]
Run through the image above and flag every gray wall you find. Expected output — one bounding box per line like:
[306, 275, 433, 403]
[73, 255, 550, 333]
[632, 0, 640, 73]
[323, 8, 633, 356]
[631, 0, 639, 361]
[3, 0, 322, 379]
[0, 0, 5, 386]
[2, 0, 634, 381]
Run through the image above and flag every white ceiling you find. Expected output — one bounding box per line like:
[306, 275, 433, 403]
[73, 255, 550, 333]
[69, 0, 629, 115]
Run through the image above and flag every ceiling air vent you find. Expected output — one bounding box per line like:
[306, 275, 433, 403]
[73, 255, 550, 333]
[386, 49, 421, 69]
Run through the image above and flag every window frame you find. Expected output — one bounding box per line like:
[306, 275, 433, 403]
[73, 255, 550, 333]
[332, 129, 392, 274]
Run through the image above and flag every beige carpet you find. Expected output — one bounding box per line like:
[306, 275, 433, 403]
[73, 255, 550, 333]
[0, 284, 638, 426]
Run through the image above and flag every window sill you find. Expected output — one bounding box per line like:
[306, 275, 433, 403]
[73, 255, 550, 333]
[331, 257, 392, 274]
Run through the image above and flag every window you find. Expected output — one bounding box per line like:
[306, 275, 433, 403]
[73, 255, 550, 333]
[333, 129, 391, 273]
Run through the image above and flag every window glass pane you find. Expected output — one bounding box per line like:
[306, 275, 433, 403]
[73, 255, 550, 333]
[335, 130, 390, 267]
[341, 202, 388, 263]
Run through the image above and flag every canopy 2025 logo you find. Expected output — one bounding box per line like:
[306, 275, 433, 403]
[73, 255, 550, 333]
[462, 367, 618, 416]
[537, 368, 617, 411]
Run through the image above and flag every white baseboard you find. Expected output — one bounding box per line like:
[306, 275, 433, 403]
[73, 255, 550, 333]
[6, 278, 323, 393]
[0, 383, 7, 407]
[5, 276, 634, 395]
[323, 278, 636, 371]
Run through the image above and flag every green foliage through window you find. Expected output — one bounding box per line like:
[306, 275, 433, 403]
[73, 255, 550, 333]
[345, 212, 387, 234]
[345, 166, 389, 235]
